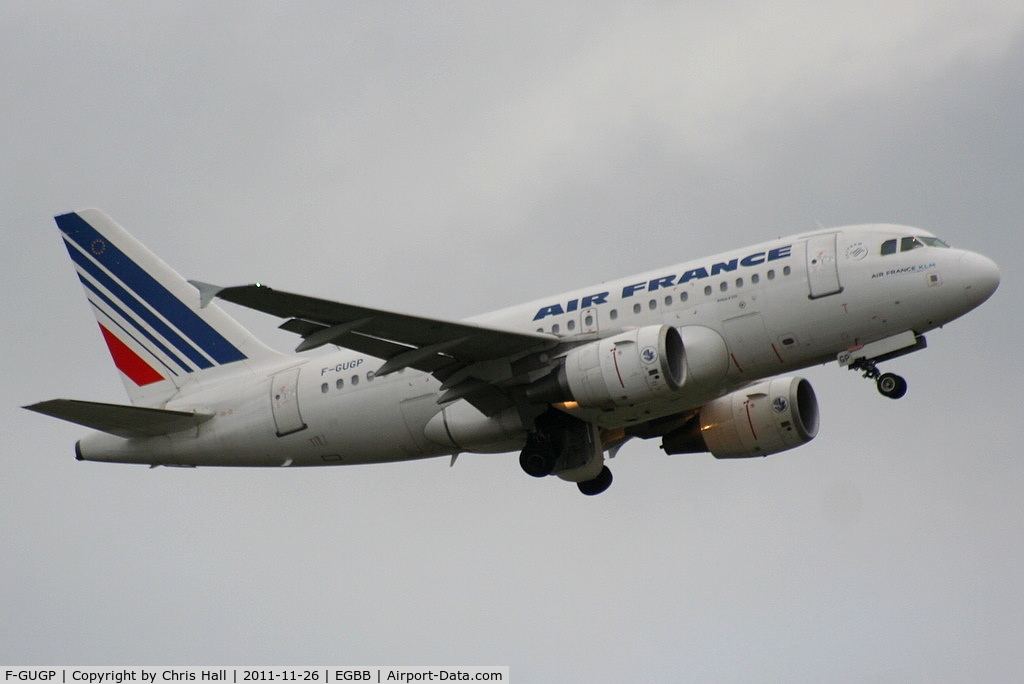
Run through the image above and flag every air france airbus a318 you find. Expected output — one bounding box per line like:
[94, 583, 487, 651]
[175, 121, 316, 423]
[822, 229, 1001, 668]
[26, 209, 999, 495]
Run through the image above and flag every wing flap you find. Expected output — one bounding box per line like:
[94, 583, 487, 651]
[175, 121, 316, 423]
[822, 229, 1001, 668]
[24, 399, 213, 439]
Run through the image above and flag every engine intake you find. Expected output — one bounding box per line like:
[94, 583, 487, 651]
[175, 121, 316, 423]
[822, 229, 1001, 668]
[662, 376, 819, 458]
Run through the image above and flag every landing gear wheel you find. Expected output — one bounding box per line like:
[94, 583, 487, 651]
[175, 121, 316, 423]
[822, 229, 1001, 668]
[850, 357, 909, 400]
[876, 372, 908, 399]
[519, 442, 556, 478]
[577, 466, 613, 496]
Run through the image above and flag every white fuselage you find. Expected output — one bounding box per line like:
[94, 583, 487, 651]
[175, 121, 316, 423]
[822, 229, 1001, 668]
[76, 224, 999, 467]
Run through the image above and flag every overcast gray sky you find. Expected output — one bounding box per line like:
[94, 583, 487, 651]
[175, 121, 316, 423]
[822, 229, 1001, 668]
[2, 2, 1022, 681]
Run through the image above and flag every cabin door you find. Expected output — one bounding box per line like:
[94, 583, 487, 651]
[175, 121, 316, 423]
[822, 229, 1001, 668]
[806, 233, 843, 299]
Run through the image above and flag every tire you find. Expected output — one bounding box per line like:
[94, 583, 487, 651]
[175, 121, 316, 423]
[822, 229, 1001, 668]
[519, 446, 556, 477]
[577, 466, 613, 496]
[877, 373, 908, 399]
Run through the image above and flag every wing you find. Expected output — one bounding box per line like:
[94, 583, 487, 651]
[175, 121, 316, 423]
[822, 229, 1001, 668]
[191, 281, 560, 415]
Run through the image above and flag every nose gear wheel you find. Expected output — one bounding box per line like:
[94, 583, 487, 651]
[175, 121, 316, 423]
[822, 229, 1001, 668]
[848, 358, 908, 400]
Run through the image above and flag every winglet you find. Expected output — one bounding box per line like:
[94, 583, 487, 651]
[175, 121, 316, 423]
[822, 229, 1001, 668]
[188, 280, 227, 308]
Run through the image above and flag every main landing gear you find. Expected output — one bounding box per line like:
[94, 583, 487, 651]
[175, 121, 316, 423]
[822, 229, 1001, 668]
[519, 411, 614, 495]
[849, 357, 908, 399]
[519, 434, 615, 495]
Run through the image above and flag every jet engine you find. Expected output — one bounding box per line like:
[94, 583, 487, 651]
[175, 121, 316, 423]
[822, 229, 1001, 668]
[661, 376, 819, 458]
[527, 324, 730, 409]
[525, 325, 683, 407]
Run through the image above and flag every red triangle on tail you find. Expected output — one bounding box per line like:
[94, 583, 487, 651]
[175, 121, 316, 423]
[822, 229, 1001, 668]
[98, 324, 165, 386]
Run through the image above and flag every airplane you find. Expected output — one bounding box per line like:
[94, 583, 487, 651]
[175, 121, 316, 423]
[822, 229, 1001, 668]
[25, 209, 1000, 495]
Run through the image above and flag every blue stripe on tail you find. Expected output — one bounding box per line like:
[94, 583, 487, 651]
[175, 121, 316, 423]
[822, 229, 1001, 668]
[64, 241, 213, 370]
[77, 273, 189, 375]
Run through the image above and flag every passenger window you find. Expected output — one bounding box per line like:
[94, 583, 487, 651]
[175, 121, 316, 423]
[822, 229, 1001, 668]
[783, 266, 791, 276]
[881, 239, 898, 255]
[704, 285, 712, 296]
[367, 371, 375, 382]
[751, 273, 760, 284]
[351, 375, 359, 386]
[680, 292, 688, 302]
[720, 281, 728, 292]
[321, 383, 329, 394]
[735, 277, 743, 288]
[767, 270, 775, 280]
[649, 299, 657, 310]
[336, 379, 344, 390]
[664, 295, 673, 306]
[584, 313, 594, 327]
[552, 323, 560, 334]
[633, 303, 642, 314]
[567, 319, 576, 331]
[610, 309, 619, 320]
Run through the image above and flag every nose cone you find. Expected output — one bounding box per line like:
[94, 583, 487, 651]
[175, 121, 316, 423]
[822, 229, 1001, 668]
[959, 251, 1001, 308]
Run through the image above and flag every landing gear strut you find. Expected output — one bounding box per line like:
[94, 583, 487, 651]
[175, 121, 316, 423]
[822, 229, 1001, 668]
[849, 358, 908, 399]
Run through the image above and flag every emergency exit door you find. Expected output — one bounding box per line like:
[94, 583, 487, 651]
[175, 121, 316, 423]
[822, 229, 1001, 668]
[271, 367, 307, 436]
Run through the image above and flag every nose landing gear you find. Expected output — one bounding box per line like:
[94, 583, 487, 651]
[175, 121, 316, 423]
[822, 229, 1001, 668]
[849, 357, 908, 399]
[839, 332, 926, 400]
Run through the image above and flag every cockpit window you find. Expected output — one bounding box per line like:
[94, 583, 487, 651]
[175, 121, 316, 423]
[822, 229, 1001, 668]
[901, 236, 925, 252]
[882, 235, 950, 256]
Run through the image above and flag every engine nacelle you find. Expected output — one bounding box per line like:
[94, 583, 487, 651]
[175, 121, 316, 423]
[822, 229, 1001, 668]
[527, 325, 685, 407]
[661, 376, 819, 458]
[527, 324, 730, 409]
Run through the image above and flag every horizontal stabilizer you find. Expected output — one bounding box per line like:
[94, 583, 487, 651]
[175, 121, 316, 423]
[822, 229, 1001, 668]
[24, 399, 213, 439]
